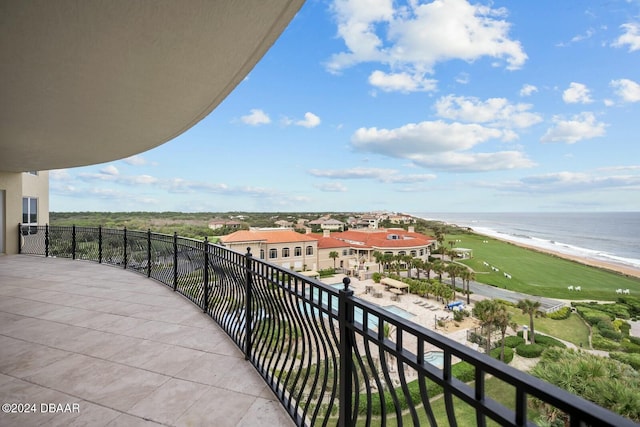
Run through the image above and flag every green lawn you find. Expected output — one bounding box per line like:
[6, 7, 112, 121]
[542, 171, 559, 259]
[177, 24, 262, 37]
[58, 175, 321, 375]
[507, 310, 590, 347]
[444, 232, 640, 301]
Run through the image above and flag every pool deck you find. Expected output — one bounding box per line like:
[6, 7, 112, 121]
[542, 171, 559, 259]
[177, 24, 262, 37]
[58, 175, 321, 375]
[0, 255, 294, 427]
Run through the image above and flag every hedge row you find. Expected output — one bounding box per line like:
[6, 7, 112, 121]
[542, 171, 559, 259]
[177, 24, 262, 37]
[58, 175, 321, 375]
[609, 352, 640, 371]
[546, 306, 571, 320]
[574, 302, 630, 320]
[516, 331, 566, 348]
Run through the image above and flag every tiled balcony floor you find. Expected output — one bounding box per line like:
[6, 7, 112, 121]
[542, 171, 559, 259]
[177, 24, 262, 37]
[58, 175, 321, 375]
[0, 256, 294, 427]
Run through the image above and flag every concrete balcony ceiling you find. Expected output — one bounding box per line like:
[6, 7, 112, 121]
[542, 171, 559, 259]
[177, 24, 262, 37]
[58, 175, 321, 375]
[0, 0, 303, 172]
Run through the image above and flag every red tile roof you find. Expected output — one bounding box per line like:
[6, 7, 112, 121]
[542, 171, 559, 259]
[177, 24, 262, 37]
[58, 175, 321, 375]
[220, 229, 317, 244]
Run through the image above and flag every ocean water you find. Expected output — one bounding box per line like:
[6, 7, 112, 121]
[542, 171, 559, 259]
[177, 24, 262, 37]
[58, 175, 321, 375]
[413, 212, 640, 270]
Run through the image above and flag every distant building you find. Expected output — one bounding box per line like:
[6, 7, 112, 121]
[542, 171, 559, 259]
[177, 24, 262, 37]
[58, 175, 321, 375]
[208, 218, 242, 230]
[274, 220, 294, 228]
[315, 227, 435, 273]
[219, 226, 435, 276]
[219, 228, 318, 271]
[320, 218, 345, 231]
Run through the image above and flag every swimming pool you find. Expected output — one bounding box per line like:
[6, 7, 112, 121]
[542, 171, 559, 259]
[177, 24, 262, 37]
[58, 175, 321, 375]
[381, 305, 416, 320]
[424, 351, 444, 369]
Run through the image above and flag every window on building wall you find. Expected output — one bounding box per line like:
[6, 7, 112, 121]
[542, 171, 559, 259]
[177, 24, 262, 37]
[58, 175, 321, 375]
[269, 248, 278, 259]
[410, 250, 417, 257]
[260, 249, 265, 259]
[420, 249, 424, 256]
[342, 249, 348, 256]
[398, 251, 406, 256]
[306, 246, 313, 255]
[282, 248, 290, 258]
[295, 246, 302, 256]
[21, 197, 38, 235]
[26, 171, 38, 176]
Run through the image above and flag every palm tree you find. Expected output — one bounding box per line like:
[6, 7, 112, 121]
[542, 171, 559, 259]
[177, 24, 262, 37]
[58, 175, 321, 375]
[460, 269, 475, 304]
[423, 260, 433, 280]
[401, 254, 414, 278]
[446, 263, 464, 298]
[517, 299, 543, 344]
[372, 251, 384, 272]
[494, 305, 517, 362]
[328, 251, 339, 270]
[432, 260, 445, 283]
[473, 299, 502, 353]
[413, 258, 424, 279]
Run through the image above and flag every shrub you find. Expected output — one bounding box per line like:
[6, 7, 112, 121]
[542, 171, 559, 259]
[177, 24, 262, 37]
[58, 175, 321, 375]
[516, 343, 544, 358]
[490, 346, 514, 364]
[610, 352, 640, 371]
[576, 306, 613, 325]
[505, 335, 525, 348]
[452, 361, 475, 382]
[592, 334, 621, 351]
[620, 340, 640, 354]
[372, 272, 382, 283]
[629, 336, 640, 346]
[533, 335, 566, 348]
[547, 306, 571, 320]
[613, 319, 631, 336]
[598, 327, 623, 341]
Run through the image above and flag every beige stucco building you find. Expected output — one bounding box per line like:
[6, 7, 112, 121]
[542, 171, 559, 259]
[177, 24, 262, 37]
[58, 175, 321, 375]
[219, 227, 436, 277]
[0, 172, 49, 254]
[219, 229, 319, 271]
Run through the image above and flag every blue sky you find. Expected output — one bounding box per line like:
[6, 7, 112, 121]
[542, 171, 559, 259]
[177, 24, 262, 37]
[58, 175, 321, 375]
[51, 0, 640, 213]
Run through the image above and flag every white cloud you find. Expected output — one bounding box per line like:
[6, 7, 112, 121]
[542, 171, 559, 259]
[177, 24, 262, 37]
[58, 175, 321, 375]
[612, 22, 640, 52]
[123, 155, 147, 166]
[368, 70, 437, 93]
[296, 112, 322, 128]
[352, 121, 504, 157]
[327, 0, 527, 91]
[349, 120, 534, 172]
[510, 171, 640, 193]
[570, 28, 595, 43]
[100, 165, 119, 176]
[455, 72, 470, 85]
[519, 84, 538, 97]
[308, 167, 436, 183]
[49, 169, 72, 181]
[562, 82, 593, 104]
[434, 95, 542, 128]
[610, 78, 640, 102]
[410, 150, 535, 172]
[541, 112, 607, 144]
[240, 109, 271, 126]
[314, 182, 348, 192]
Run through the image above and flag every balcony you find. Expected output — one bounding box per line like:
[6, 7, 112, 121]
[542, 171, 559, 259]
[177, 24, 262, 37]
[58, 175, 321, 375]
[4, 225, 637, 426]
[0, 255, 293, 427]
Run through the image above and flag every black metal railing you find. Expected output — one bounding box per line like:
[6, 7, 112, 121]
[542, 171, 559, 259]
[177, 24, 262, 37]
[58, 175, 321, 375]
[18, 224, 638, 427]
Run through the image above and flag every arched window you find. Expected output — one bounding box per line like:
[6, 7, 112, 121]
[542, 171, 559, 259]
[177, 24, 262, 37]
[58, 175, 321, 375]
[260, 249, 265, 259]
[410, 250, 417, 257]
[269, 248, 277, 259]
[282, 247, 290, 258]
[295, 246, 302, 256]
[306, 245, 313, 255]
